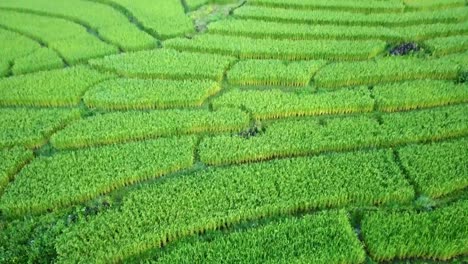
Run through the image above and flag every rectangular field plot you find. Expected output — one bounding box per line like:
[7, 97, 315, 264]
[200, 104, 468, 165]
[83, 78, 220, 110]
[50, 108, 250, 149]
[373, 80, 468, 112]
[0, 66, 114, 107]
[157, 211, 365, 264]
[362, 199, 468, 261]
[226, 59, 326, 86]
[398, 138, 468, 198]
[55, 149, 413, 263]
[0, 136, 196, 216]
[89, 49, 236, 81]
[164, 34, 387, 61]
[0, 108, 81, 149]
[0, 147, 33, 191]
[212, 87, 374, 119]
[425, 35, 468, 56]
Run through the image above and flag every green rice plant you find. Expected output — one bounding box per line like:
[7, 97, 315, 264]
[314, 57, 460, 88]
[0, 136, 196, 216]
[398, 138, 468, 198]
[83, 78, 221, 110]
[0, 147, 33, 192]
[404, 0, 466, 10]
[0, 10, 119, 64]
[400, 22, 468, 41]
[209, 19, 401, 41]
[234, 6, 468, 27]
[362, 199, 468, 261]
[425, 35, 468, 56]
[0, 61, 9, 77]
[157, 211, 365, 264]
[373, 80, 468, 112]
[50, 108, 250, 149]
[248, 0, 405, 13]
[212, 86, 374, 119]
[185, 0, 238, 10]
[438, 51, 468, 72]
[56, 149, 413, 263]
[165, 34, 387, 61]
[0, 0, 156, 51]
[0, 66, 115, 107]
[97, 0, 194, 38]
[11, 48, 64, 75]
[0, 28, 40, 64]
[89, 49, 236, 81]
[199, 104, 468, 165]
[0, 108, 81, 149]
[226, 59, 326, 86]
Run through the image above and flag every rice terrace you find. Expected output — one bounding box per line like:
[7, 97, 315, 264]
[0, 0, 467, 263]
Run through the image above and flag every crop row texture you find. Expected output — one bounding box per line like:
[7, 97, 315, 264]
[0, 147, 33, 192]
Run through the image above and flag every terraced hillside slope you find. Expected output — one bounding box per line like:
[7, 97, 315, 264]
[0, 0, 467, 263]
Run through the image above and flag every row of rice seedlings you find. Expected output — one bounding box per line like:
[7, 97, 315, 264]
[212, 87, 374, 120]
[403, 0, 466, 11]
[437, 51, 468, 72]
[199, 104, 468, 165]
[0, 27, 41, 67]
[0, 108, 81, 149]
[0, 136, 196, 216]
[156, 211, 365, 263]
[247, 0, 405, 13]
[226, 59, 326, 86]
[233, 6, 468, 27]
[89, 49, 236, 82]
[0, 66, 114, 107]
[400, 21, 468, 41]
[0, 61, 9, 77]
[164, 34, 387, 61]
[208, 19, 402, 41]
[314, 57, 460, 88]
[425, 35, 468, 56]
[0, 0, 157, 51]
[101, 0, 193, 39]
[11, 48, 64, 75]
[0, 10, 119, 65]
[55, 149, 414, 263]
[0, 147, 34, 192]
[362, 199, 468, 261]
[84, 78, 221, 110]
[398, 137, 468, 198]
[50, 108, 250, 149]
[373, 80, 468, 112]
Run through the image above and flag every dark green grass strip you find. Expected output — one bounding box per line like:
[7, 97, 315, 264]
[55, 149, 413, 263]
[398, 138, 468, 198]
[155, 211, 365, 264]
[199, 104, 468, 165]
[0, 136, 196, 216]
[362, 199, 468, 261]
[0, 147, 33, 192]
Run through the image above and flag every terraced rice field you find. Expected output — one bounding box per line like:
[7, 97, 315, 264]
[0, 0, 467, 263]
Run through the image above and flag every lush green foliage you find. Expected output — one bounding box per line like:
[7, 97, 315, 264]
[156, 211, 365, 263]
[11, 48, 64, 75]
[373, 80, 468, 111]
[51, 108, 249, 149]
[56, 149, 413, 263]
[212, 86, 374, 119]
[0, 136, 196, 216]
[234, 5, 468, 27]
[398, 138, 468, 198]
[0, 147, 33, 192]
[0, 28, 40, 65]
[209, 19, 401, 40]
[0, 10, 119, 64]
[165, 34, 387, 60]
[401, 22, 468, 41]
[84, 78, 221, 110]
[0, 66, 114, 107]
[425, 35, 468, 56]
[199, 104, 468, 165]
[0, 108, 81, 149]
[248, 0, 405, 13]
[226, 59, 326, 86]
[89, 49, 236, 81]
[0, 0, 156, 51]
[315, 57, 460, 88]
[362, 199, 468, 261]
[404, 0, 466, 10]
